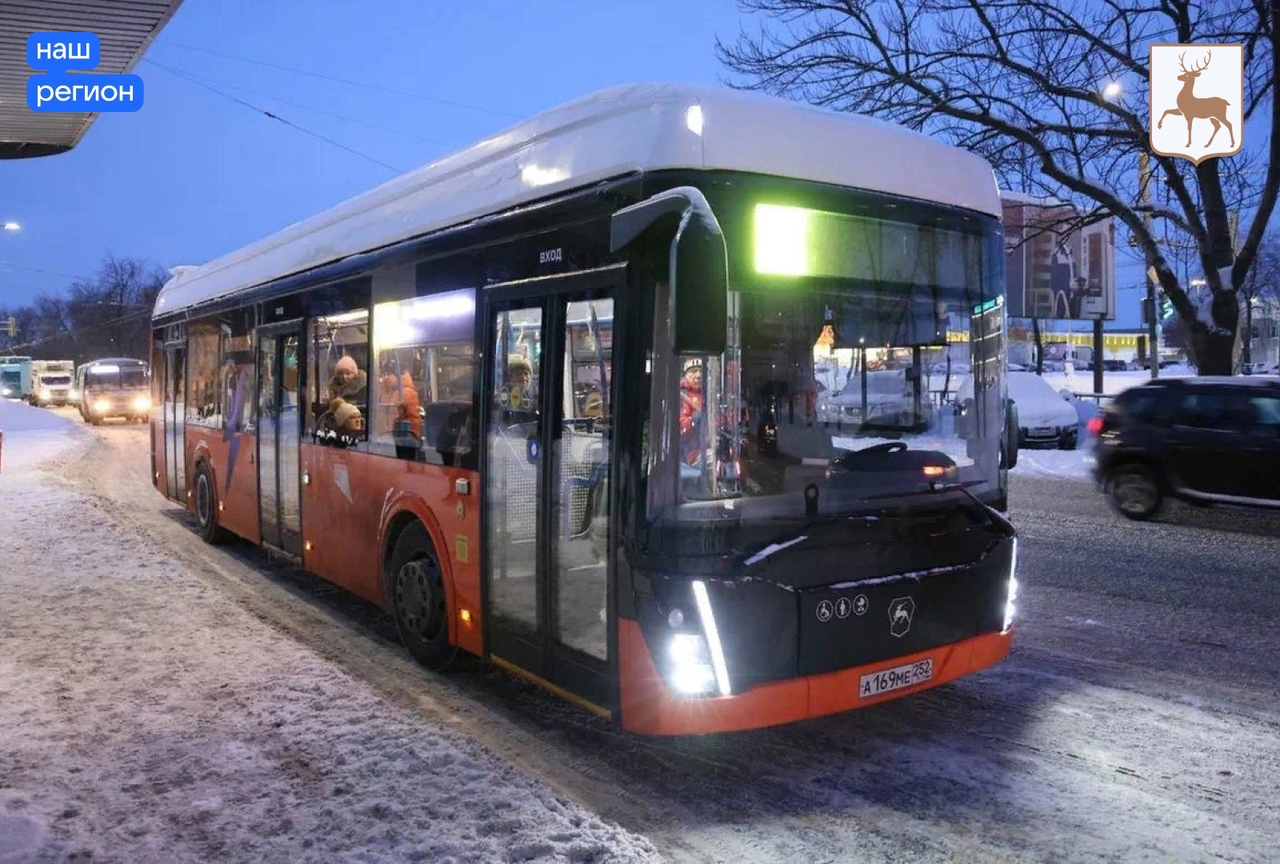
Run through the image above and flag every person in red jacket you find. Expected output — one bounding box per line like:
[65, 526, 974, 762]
[679, 358, 705, 466]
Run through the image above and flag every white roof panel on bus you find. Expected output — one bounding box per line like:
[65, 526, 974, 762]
[155, 82, 1002, 317]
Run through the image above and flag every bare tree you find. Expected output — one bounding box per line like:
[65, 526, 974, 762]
[4, 255, 167, 362]
[1241, 228, 1280, 364]
[717, 0, 1278, 374]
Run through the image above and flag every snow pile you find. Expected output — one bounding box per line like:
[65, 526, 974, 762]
[0, 399, 86, 474]
[0, 430, 661, 864]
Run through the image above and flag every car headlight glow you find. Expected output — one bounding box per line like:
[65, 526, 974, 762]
[39, 388, 52, 400]
[1, 387, 10, 397]
[93, 398, 110, 413]
[133, 395, 151, 411]
[1003, 538, 1019, 633]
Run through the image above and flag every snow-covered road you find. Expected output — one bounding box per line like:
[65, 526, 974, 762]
[3, 400, 1279, 863]
[0, 402, 659, 864]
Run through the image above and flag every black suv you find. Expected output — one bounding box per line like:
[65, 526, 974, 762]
[1086, 376, 1280, 520]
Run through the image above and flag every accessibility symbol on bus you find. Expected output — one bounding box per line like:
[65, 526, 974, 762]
[888, 596, 915, 638]
[853, 594, 869, 616]
[835, 596, 852, 619]
[816, 599, 834, 623]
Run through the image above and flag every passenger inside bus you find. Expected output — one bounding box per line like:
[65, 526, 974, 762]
[316, 355, 368, 439]
[329, 355, 367, 402]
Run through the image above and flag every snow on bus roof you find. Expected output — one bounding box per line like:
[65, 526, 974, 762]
[155, 82, 1002, 318]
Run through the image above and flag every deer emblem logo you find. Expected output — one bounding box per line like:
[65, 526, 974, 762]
[888, 596, 915, 638]
[1149, 44, 1244, 165]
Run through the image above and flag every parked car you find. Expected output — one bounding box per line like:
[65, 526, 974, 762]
[1008, 371, 1079, 450]
[1085, 376, 1280, 520]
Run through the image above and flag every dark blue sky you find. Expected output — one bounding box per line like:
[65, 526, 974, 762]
[0, 0, 1250, 331]
[2, 0, 738, 304]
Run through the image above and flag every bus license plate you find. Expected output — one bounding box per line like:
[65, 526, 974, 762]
[858, 658, 934, 699]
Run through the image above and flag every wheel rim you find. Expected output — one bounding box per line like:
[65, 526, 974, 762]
[1113, 473, 1156, 514]
[196, 473, 212, 526]
[394, 555, 446, 643]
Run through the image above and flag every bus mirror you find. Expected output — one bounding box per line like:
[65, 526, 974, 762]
[669, 208, 728, 355]
[610, 185, 728, 356]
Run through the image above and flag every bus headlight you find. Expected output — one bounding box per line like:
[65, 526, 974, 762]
[39, 388, 52, 401]
[93, 398, 110, 413]
[1002, 539, 1019, 633]
[659, 580, 733, 698]
[668, 633, 717, 695]
[133, 395, 151, 412]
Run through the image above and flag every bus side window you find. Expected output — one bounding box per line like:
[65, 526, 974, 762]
[370, 289, 477, 463]
[310, 310, 370, 444]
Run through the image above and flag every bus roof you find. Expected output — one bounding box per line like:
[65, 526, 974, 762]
[154, 82, 1002, 319]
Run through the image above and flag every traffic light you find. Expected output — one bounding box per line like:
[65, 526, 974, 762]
[3, 316, 14, 337]
[1157, 290, 1174, 320]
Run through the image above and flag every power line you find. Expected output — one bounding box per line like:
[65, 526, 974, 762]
[156, 41, 521, 120]
[149, 61, 453, 148]
[143, 59, 405, 174]
[3, 307, 152, 353]
[0, 260, 97, 282]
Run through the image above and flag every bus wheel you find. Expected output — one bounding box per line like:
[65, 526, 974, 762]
[388, 522, 458, 671]
[194, 463, 230, 544]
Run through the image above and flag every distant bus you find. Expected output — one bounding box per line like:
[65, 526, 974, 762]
[1, 355, 33, 400]
[150, 83, 1018, 736]
[74, 358, 151, 424]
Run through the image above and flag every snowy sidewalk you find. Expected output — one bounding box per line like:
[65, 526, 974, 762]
[0, 406, 659, 864]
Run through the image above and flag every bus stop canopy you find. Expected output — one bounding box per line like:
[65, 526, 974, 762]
[0, 0, 184, 159]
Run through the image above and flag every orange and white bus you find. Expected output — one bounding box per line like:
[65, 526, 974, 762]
[150, 83, 1018, 735]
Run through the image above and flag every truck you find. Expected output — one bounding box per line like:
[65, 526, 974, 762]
[0, 355, 33, 401]
[27, 359, 76, 407]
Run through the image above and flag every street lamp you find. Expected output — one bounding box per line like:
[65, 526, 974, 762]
[2, 221, 20, 232]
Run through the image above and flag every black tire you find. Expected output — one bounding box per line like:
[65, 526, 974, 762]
[1107, 464, 1163, 520]
[193, 462, 230, 544]
[387, 522, 458, 671]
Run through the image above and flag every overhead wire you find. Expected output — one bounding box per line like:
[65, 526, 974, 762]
[143, 61, 455, 148]
[142, 58, 406, 174]
[156, 42, 521, 119]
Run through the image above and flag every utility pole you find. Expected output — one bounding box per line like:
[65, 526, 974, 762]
[1140, 151, 1159, 379]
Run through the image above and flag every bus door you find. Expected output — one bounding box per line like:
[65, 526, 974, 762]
[256, 323, 304, 556]
[482, 268, 621, 715]
[164, 345, 186, 500]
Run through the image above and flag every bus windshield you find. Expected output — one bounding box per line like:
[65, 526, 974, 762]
[87, 366, 149, 390]
[647, 199, 1007, 528]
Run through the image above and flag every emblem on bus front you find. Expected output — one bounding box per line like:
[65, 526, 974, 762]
[888, 596, 915, 638]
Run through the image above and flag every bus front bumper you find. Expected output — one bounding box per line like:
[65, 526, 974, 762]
[618, 619, 1012, 736]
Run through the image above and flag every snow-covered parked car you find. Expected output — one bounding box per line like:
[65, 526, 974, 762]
[1008, 371, 1079, 450]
